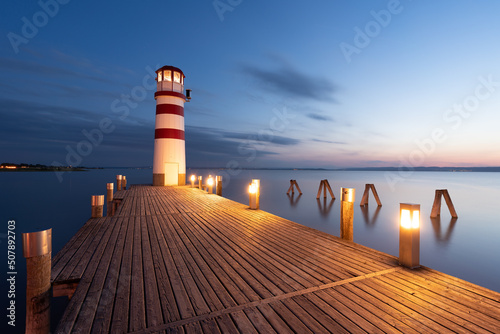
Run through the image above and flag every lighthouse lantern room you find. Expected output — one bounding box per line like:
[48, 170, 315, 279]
[153, 65, 188, 186]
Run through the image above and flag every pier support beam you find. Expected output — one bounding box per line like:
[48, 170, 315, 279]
[23, 228, 52, 334]
[340, 188, 355, 241]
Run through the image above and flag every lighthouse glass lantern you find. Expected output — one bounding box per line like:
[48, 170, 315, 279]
[152, 65, 188, 186]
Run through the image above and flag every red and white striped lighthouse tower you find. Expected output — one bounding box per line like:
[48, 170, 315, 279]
[153, 65, 189, 186]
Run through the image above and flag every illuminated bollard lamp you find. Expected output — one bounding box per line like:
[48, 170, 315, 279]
[207, 175, 214, 194]
[216, 175, 223, 196]
[399, 203, 420, 269]
[249, 179, 260, 210]
[198, 176, 203, 190]
[190, 175, 196, 188]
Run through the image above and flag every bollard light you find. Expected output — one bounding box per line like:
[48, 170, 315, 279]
[207, 175, 214, 194]
[198, 176, 203, 190]
[116, 175, 123, 191]
[399, 203, 420, 268]
[91, 195, 105, 218]
[249, 179, 260, 209]
[341, 188, 355, 203]
[190, 174, 196, 187]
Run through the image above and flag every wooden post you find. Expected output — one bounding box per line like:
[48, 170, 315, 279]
[122, 176, 127, 190]
[316, 180, 335, 199]
[216, 175, 223, 196]
[91, 195, 104, 218]
[340, 188, 355, 241]
[286, 180, 302, 195]
[190, 175, 195, 188]
[23, 228, 52, 334]
[106, 183, 114, 217]
[198, 176, 203, 190]
[359, 184, 382, 206]
[430, 189, 458, 218]
[116, 175, 122, 191]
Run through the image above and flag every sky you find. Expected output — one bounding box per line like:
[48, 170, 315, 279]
[1, 0, 500, 169]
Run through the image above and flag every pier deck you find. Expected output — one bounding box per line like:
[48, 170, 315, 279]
[52, 185, 500, 333]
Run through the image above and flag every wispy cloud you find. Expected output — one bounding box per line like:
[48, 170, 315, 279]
[241, 60, 337, 101]
[307, 113, 334, 121]
[311, 138, 347, 145]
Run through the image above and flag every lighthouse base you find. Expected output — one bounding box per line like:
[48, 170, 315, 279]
[153, 173, 186, 186]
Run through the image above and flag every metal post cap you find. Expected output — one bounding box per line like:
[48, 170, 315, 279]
[23, 228, 52, 258]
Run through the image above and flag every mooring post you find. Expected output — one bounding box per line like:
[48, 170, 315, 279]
[360, 184, 382, 206]
[340, 188, 355, 241]
[287, 180, 303, 195]
[122, 176, 127, 190]
[23, 228, 52, 334]
[430, 189, 458, 218]
[399, 203, 420, 268]
[316, 180, 335, 199]
[216, 175, 223, 196]
[91, 195, 104, 218]
[116, 175, 122, 191]
[106, 183, 114, 216]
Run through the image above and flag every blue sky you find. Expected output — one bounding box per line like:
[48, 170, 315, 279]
[1, 0, 500, 168]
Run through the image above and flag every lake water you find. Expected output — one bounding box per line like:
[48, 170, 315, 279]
[1, 168, 500, 332]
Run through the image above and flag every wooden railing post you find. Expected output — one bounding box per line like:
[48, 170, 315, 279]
[23, 229, 52, 334]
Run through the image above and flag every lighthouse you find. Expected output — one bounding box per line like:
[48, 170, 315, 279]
[153, 65, 189, 186]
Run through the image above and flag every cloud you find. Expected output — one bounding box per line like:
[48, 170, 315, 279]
[307, 113, 334, 121]
[311, 139, 347, 145]
[241, 61, 337, 101]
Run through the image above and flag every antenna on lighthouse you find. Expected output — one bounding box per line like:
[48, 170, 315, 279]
[186, 89, 192, 101]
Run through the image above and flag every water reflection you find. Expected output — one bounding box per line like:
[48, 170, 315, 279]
[287, 193, 302, 207]
[430, 216, 458, 244]
[317, 198, 335, 218]
[360, 205, 382, 227]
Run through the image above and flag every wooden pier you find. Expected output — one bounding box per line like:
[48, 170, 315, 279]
[51, 185, 500, 333]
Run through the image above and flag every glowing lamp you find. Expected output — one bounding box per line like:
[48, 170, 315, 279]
[399, 203, 420, 268]
[249, 179, 260, 209]
[207, 175, 214, 194]
[190, 175, 196, 187]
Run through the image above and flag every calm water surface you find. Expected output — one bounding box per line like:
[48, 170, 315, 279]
[1, 168, 499, 332]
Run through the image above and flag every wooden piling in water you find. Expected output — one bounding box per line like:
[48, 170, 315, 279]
[23, 228, 51, 334]
[430, 189, 458, 218]
[286, 180, 302, 195]
[316, 179, 335, 199]
[91, 195, 104, 218]
[340, 188, 355, 241]
[359, 184, 382, 206]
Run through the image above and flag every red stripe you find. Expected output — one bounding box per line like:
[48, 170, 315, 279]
[155, 128, 185, 140]
[154, 91, 186, 100]
[156, 104, 184, 117]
